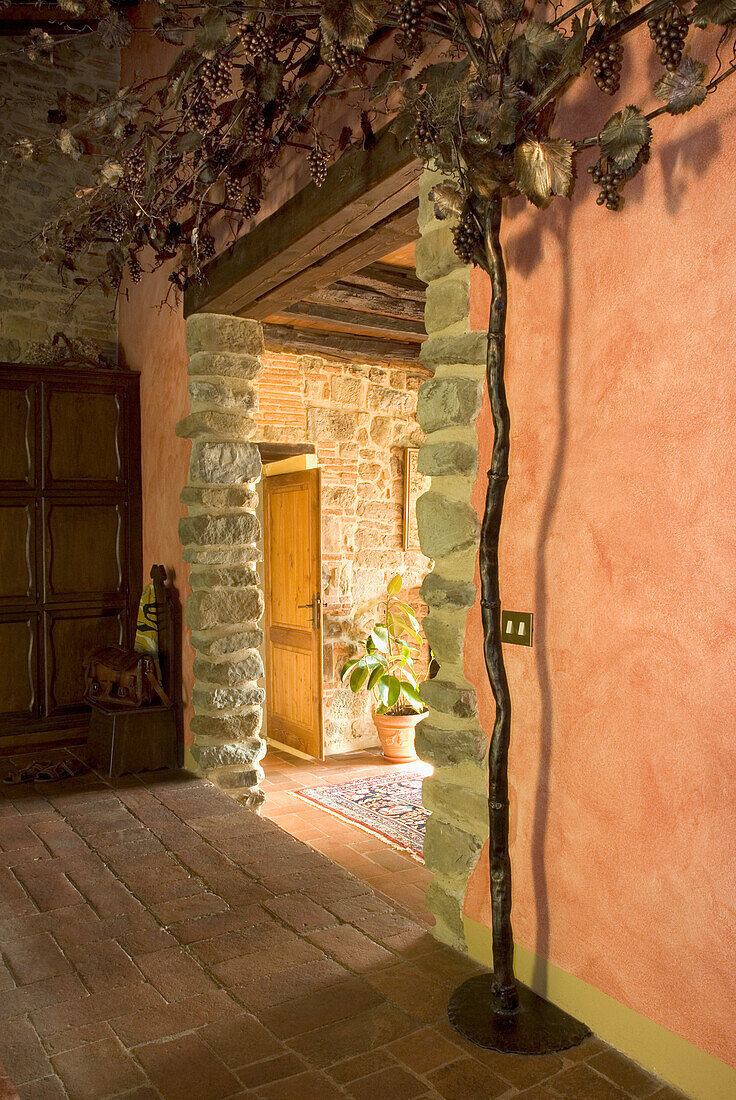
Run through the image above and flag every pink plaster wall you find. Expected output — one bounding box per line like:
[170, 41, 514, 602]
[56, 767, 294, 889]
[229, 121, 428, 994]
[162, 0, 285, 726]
[462, 52, 736, 1071]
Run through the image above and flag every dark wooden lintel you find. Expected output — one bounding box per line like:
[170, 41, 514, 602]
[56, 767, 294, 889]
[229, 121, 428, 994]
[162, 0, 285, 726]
[185, 125, 420, 319]
[262, 323, 422, 365]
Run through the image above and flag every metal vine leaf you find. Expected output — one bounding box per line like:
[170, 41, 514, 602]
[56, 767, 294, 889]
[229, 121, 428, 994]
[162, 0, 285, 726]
[654, 60, 709, 113]
[591, 0, 634, 24]
[599, 105, 653, 168]
[508, 21, 567, 90]
[691, 0, 736, 24]
[514, 138, 575, 206]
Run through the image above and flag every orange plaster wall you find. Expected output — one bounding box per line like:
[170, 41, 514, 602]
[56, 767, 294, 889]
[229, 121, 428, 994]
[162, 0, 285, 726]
[462, 50, 736, 1071]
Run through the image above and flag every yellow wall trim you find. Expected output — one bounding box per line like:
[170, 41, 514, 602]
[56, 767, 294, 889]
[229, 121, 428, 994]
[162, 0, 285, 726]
[463, 916, 736, 1100]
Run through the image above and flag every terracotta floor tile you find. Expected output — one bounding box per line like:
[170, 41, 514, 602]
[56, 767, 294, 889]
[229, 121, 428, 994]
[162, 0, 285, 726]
[1, 934, 72, 986]
[546, 1063, 631, 1099]
[134, 946, 217, 1002]
[51, 1037, 146, 1100]
[387, 1027, 463, 1074]
[588, 1049, 662, 1097]
[427, 1056, 509, 1100]
[288, 1002, 419, 1067]
[0, 1018, 52, 1086]
[237, 1053, 308, 1089]
[134, 1033, 241, 1100]
[263, 892, 340, 932]
[198, 1012, 283, 1068]
[66, 939, 142, 993]
[347, 1065, 427, 1100]
[15, 1077, 66, 1100]
[257, 977, 384, 1039]
[330, 1049, 401, 1083]
[112, 989, 238, 1047]
[255, 1070, 345, 1099]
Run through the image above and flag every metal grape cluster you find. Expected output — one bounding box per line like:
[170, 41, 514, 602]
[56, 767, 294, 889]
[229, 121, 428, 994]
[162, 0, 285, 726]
[5, 0, 734, 296]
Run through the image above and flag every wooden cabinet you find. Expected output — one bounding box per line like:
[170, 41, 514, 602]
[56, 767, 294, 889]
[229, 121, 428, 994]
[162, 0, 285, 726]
[0, 364, 141, 748]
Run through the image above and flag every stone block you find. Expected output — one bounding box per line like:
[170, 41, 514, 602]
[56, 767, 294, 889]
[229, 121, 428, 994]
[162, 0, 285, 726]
[424, 814, 482, 877]
[418, 441, 478, 478]
[192, 684, 266, 711]
[307, 407, 365, 442]
[188, 351, 263, 381]
[416, 492, 479, 558]
[422, 612, 466, 666]
[180, 486, 259, 509]
[415, 224, 463, 283]
[193, 653, 265, 684]
[424, 275, 470, 333]
[185, 588, 264, 632]
[189, 441, 262, 485]
[183, 546, 261, 565]
[420, 332, 488, 370]
[175, 410, 257, 442]
[188, 380, 257, 412]
[367, 385, 412, 415]
[179, 512, 260, 548]
[331, 376, 364, 405]
[416, 378, 481, 434]
[425, 879, 467, 949]
[419, 679, 477, 719]
[369, 417, 392, 446]
[191, 711, 263, 740]
[186, 314, 264, 356]
[420, 574, 476, 611]
[189, 738, 266, 771]
[191, 628, 265, 658]
[189, 566, 260, 590]
[415, 722, 487, 768]
[209, 765, 263, 791]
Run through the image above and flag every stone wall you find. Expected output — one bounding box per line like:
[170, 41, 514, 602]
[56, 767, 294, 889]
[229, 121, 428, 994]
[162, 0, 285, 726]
[256, 351, 431, 753]
[0, 39, 119, 363]
[414, 172, 489, 950]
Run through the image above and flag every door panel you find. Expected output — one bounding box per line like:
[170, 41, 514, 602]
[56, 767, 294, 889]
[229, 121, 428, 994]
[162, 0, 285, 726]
[46, 389, 122, 486]
[0, 504, 34, 603]
[264, 469, 323, 759]
[0, 382, 34, 487]
[45, 503, 124, 600]
[44, 607, 125, 714]
[0, 615, 37, 720]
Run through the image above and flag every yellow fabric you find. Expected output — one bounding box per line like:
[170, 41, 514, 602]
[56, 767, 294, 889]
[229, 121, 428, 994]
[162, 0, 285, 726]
[134, 582, 160, 678]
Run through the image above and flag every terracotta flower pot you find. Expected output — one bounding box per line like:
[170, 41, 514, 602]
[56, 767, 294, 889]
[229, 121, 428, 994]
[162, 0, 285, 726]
[372, 710, 427, 763]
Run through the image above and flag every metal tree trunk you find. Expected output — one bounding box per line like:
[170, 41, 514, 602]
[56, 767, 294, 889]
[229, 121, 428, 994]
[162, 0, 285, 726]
[479, 198, 518, 1012]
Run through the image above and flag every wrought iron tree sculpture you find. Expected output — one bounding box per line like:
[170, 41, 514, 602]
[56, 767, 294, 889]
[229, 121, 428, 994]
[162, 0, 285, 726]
[7, 0, 736, 1053]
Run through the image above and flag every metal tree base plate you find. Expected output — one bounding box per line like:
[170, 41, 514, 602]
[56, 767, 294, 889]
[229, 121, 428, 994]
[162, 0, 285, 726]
[448, 974, 591, 1055]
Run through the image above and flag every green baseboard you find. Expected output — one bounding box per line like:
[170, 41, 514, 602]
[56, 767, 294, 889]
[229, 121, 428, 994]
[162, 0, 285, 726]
[463, 916, 736, 1100]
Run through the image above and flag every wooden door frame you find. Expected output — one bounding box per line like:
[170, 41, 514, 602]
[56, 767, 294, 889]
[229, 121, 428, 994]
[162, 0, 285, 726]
[262, 465, 324, 760]
[183, 127, 421, 323]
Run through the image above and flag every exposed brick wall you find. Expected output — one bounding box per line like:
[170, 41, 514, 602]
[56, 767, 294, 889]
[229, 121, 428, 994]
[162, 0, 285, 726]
[0, 40, 119, 363]
[256, 351, 432, 753]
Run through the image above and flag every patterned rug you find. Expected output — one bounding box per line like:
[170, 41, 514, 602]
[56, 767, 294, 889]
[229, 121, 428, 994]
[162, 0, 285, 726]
[294, 771, 429, 861]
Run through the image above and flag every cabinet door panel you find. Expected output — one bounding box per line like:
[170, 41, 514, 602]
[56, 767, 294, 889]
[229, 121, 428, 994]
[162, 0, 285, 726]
[46, 389, 122, 486]
[0, 616, 37, 719]
[0, 382, 34, 487]
[45, 503, 124, 599]
[0, 504, 34, 603]
[45, 607, 124, 714]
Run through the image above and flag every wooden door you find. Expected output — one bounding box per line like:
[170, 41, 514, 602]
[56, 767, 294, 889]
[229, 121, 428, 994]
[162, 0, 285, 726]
[0, 364, 141, 748]
[263, 469, 323, 759]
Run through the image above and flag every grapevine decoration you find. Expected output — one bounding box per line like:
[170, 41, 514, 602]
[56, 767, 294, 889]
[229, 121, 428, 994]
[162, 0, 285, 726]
[7, 0, 736, 1051]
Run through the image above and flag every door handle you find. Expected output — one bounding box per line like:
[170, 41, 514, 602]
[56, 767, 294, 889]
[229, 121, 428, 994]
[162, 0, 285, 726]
[297, 594, 321, 630]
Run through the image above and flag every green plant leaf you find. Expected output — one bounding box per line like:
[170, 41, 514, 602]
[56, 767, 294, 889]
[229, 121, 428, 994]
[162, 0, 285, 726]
[691, 0, 736, 25]
[387, 574, 402, 596]
[599, 105, 652, 168]
[370, 626, 389, 652]
[385, 675, 401, 709]
[400, 682, 423, 710]
[350, 664, 369, 693]
[654, 60, 708, 114]
[340, 658, 360, 682]
[367, 665, 384, 691]
[514, 138, 575, 207]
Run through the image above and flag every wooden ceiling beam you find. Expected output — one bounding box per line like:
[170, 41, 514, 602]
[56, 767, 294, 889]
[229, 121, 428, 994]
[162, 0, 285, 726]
[184, 126, 420, 319]
[262, 323, 422, 365]
[279, 301, 424, 340]
[346, 263, 426, 300]
[302, 280, 424, 322]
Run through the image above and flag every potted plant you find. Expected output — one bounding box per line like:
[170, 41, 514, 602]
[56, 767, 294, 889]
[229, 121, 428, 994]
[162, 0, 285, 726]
[340, 575, 429, 763]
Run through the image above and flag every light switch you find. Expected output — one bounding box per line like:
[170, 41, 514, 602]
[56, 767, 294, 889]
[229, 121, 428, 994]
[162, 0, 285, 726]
[501, 610, 533, 647]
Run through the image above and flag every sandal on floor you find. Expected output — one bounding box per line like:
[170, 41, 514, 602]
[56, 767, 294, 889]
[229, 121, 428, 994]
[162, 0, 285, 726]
[3, 761, 54, 785]
[34, 759, 87, 784]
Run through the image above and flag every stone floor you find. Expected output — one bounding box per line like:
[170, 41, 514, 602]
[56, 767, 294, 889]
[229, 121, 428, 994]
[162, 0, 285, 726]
[260, 748, 433, 924]
[0, 760, 687, 1100]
